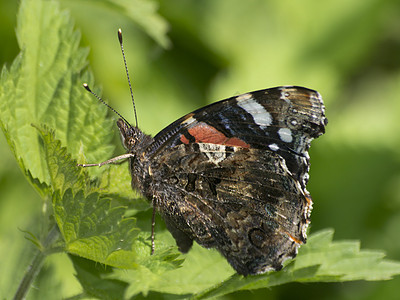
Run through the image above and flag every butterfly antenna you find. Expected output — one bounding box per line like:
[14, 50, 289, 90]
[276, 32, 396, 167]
[82, 83, 132, 128]
[118, 28, 138, 128]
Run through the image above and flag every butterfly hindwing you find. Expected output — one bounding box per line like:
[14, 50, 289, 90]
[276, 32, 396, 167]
[150, 141, 312, 275]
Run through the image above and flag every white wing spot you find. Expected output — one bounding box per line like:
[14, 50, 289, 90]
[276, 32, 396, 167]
[237, 97, 272, 129]
[278, 128, 293, 143]
[279, 88, 291, 103]
[269, 143, 279, 151]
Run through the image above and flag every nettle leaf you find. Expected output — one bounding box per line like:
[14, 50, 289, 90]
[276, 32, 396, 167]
[107, 223, 232, 297]
[35, 125, 139, 268]
[0, 0, 114, 188]
[0, 122, 52, 199]
[56, 189, 139, 268]
[105, 229, 400, 298]
[34, 124, 87, 195]
[70, 231, 185, 298]
[0, 0, 140, 274]
[109, 231, 189, 298]
[0, 0, 176, 285]
[193, 229, 400, 299]
[70, 255, 129, 300]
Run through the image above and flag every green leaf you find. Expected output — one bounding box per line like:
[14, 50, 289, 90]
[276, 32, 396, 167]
[35, 125, 139, 269]
[70, 255, 129, 300]
[193, 229, 400, 299]
[109, 231, 232, 298]
[72, 230, 185, 298]
[0, 121, 51, 199]
[57, 189, 138, 269]
[0, 0, 115, 187]
[33, 124, 87, 195]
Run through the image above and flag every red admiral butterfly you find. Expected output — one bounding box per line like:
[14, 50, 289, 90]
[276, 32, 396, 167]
[81, 29, 327, 275]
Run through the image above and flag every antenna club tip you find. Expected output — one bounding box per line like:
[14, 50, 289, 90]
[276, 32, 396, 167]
[82, 83, 91, 92]
[118, 28, 123, 44]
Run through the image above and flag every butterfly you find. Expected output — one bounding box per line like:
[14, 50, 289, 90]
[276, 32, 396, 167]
[80, 29, 327, 276]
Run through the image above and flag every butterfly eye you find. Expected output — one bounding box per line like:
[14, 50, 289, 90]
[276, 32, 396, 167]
[126, 136, 136, 148]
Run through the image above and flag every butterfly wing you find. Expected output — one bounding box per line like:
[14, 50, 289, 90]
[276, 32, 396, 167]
[143, 86, 326, 275]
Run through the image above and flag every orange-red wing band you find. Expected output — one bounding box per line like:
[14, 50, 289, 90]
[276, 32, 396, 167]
[180, 122, 250, 148]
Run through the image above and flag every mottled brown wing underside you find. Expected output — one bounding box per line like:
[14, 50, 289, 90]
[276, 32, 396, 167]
[152, 143, 311, 275]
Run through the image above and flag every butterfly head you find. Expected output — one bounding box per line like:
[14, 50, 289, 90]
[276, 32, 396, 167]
[117, 119, 140, 150]
[117, 118, 153, 154]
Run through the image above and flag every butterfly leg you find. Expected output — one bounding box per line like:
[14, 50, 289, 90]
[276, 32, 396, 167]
[77, 153, 134, 167]
[151, 200, 156, 255]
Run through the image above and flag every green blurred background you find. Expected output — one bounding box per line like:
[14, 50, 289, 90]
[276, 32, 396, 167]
[1, 0, 400, 299]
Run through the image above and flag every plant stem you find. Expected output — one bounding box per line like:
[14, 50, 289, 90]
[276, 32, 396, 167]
[13, 225, 61, 300]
